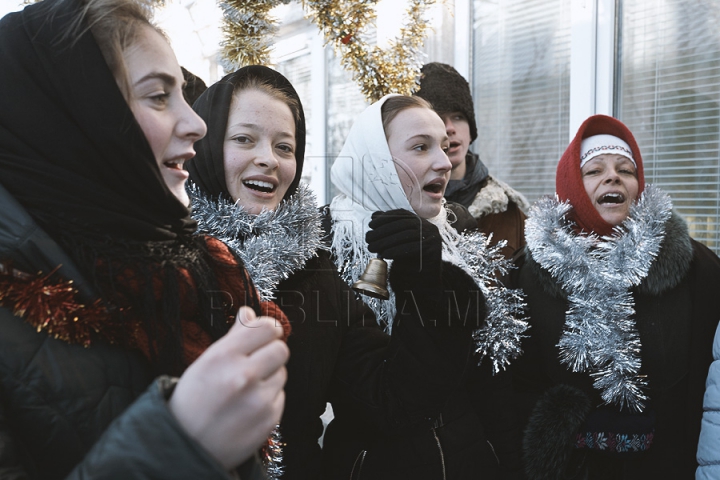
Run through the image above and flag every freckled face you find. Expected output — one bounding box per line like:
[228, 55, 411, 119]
[581, 154, 639, 226]
[223, 89, 297, 214]
[122, 25, 206, 206]
[386, 107, 452, 219]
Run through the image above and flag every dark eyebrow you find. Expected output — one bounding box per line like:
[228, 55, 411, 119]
[133, 72, 177, 88]
[406, 134, 449, 143]
[406, 134, 433, 142]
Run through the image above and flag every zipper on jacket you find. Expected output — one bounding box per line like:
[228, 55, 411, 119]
[431, 428, 447, 480]
[350, 450, 366, 480]
[487, 439, 500, 465]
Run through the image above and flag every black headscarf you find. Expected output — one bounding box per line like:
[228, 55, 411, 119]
[187, 65, 306, 201]
[0, 0, 196, 242]
[181, 67, 208, 106]
[0, 0, 255, 374]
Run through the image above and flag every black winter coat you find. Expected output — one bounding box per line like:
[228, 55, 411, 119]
[189, 191, 522, 478]
[187, 187, 388, 479]
[0, 313, 254, 479]
[0, 185, 262, 479]
[511, 213, 720, 479]
[190, 197, 495, 479]
[274, 250, 383, 479]
[321, 206, 523, 480]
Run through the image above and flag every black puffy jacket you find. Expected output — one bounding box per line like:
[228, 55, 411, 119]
[0, 184, 263, 479]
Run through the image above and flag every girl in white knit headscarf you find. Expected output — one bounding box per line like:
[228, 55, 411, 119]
[324, 93, 528, 479]
[329, 94, 527, 370]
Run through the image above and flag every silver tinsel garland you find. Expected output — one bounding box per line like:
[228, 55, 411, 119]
[188, 183, 324, 301]
[525, 185, 672, 412]
[332, 204, 528, 374]
[462, 234, 529, 374]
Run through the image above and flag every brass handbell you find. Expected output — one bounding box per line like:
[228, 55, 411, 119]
[352, 258, 390, 300]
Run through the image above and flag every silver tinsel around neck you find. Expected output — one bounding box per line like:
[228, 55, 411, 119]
[188, 182, 323, 301]
[462, 232, 530, 374]
[525, 185, 672, 412]
[189, 184, 323, 480]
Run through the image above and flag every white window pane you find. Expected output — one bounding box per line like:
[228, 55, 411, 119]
[617, 0, 720, 253]
[471, 0, 572, 203]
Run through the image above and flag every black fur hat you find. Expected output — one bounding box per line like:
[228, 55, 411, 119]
[414, 62, 478, 143]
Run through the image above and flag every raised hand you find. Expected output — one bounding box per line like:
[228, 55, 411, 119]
[366, 209, 442, 275]
[169, 306, 289, 470]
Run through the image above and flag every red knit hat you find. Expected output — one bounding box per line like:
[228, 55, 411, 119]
[556, 115, 645, 237]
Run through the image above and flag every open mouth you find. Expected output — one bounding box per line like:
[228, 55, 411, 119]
[598, 192, 625, 204]
[163, 160, 184, 170]
[243, 179, 276, 194]
[423, 182, 444, 194]
[448, 141, 461, 151]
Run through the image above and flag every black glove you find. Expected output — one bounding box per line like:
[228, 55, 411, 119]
[366, 209, 442, 276]
[445, 201, 478, 234]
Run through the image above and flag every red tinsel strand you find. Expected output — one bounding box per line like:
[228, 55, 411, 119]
[0, 262, 129, 348]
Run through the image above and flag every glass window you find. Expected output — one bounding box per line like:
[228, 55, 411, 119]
[471, 0, 573, 204]
[420, 2, 456, 65]
[616, 0, 720, 252]
[275, 52, 315, 188]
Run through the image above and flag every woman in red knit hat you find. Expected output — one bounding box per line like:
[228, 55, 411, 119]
[510, 114, 720, 479]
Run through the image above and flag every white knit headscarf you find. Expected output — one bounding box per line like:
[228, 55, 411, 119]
[330, 95, 463, 322]
[329, 95, 460, 248]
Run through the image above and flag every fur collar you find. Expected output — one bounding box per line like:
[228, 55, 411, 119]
[524, 209, 692, 299]
[188, 183, 323, 301]
[468, 175, 530, 218]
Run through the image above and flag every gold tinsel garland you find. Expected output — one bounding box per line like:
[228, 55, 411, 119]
[306, 0, 435, 102]
[219, 0, 435, 102]
[219, 0, 291, 71]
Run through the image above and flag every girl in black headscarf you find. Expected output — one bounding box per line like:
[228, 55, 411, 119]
[187, 65, 384, 479]
[187, 64, 345, 480]
[0, 0, 289, 478]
